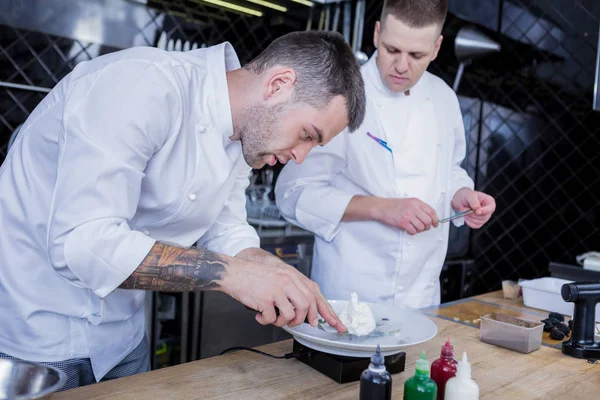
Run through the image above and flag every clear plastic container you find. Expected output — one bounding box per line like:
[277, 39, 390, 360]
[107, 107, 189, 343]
[479, 313, 543, 354]
[519, 277, 600, 321]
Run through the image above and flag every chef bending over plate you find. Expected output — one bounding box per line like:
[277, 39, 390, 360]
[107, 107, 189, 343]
[0, 31, 367, 390]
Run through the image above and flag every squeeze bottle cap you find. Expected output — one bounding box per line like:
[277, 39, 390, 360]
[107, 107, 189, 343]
[371, 345, 385, 367]
[441, 337, 454, 358]
[457, 352, 472, 378]
[415, 351, 430, 376]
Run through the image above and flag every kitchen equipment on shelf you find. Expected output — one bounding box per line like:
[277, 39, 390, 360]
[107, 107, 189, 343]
[453, 26, 501, 91]
[156, 30, 203, 52]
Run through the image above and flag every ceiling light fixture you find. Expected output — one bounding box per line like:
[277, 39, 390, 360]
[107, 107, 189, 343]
[201, 0, 263, 17]
[245, 0, 287, 12]
[290, 0, 314, 7]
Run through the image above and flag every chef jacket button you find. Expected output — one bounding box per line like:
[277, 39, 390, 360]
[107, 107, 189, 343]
[406, 241, 411, 246]
[403, 192, 408, 197]
[188, 193, 197, 201]
[398, 285, 404, 291]
[197, 124, 207, 133]
[376, 101, 382, 107]
[143, 229, 150, 235]
[429, 281, 435, 287]
[441, 189, 446, 194]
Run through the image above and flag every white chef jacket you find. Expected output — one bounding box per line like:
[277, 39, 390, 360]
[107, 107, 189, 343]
[275, 53, 473, 309]
[0, 43, 259, 381]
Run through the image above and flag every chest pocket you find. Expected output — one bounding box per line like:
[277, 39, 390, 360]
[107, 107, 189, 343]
[345, 103, 396, 198]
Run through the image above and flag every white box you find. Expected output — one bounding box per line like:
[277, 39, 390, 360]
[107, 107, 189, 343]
[583, 257, 600, 272]
[519, 277, 600, 322]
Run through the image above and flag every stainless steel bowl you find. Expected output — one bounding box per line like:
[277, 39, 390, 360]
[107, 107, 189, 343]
[0, 359, 66, 400]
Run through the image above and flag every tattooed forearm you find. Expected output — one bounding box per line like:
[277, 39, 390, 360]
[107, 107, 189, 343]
[120, 243, 228, 291]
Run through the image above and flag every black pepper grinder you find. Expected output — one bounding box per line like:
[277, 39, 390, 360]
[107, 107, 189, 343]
[360, 345, 392, 400]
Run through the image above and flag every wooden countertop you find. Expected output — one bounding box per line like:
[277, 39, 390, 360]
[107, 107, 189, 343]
[54, 291, 600, 399]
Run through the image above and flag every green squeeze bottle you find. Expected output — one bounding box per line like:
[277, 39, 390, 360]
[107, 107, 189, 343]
[403, 352, 437, 400]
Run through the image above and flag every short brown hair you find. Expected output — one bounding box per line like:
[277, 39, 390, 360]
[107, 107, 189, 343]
[245, 31, 366, 132]
[381, 0, 448, 30]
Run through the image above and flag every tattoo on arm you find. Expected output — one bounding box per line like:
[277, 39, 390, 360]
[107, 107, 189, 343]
[120, 243, 227, 291]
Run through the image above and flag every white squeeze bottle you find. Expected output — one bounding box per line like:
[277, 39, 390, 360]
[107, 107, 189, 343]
[444, 352, 479, 400]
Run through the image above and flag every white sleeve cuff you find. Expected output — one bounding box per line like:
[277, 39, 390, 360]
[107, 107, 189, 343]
[208, 236, 260, 258]
[296, 190, 354, 242]
[452, 217, 466, 228]
[64, 229, 156, 299]
[197, 225, 260, 257]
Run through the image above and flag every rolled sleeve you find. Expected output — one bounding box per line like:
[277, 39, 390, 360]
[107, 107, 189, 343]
[47, 60, 181, 298]
[275, 132, 352, 242]
[64, 222, 155, 298]
[295, 188, 354, 241]
[197, 167, 260, 256]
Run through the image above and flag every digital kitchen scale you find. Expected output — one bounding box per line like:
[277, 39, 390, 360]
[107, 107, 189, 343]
[292, 340, 406, 384]
[283, 298, 436, 383]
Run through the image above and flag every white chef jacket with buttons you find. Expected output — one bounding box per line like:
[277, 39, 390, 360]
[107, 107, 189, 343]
[275, 53, 474, 309]
[0, 42, 259, 381]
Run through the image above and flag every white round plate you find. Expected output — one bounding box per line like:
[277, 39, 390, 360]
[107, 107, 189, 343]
[283, 300, 438, 357]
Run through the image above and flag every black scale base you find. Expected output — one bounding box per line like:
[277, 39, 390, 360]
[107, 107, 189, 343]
[292, 340, 406, 384]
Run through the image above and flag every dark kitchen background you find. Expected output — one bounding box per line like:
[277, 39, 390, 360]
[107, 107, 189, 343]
[1, 0, 599, 369]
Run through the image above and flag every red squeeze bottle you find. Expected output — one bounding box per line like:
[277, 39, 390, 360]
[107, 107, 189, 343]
[430, 338, 458, 400]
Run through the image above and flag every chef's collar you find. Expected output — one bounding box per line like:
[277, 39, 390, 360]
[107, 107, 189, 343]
[364, 50, 423, 99]
[191, 42, 240, 141]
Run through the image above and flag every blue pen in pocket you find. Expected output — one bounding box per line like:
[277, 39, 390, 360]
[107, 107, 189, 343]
[366, 132, 393, 153]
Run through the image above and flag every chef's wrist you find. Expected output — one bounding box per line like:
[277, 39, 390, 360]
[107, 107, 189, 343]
[369, 197, 388, 223]
[235, 247, 261, 261]
[343, 195, 382, 222]
[218, 257, 250, 298]
[363, 196, 388, 223]
[235, 247, 282, 267]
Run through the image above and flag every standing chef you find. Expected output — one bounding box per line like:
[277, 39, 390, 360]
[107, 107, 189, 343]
[0, 31, 366, 389]
[275, 0, 496, 309]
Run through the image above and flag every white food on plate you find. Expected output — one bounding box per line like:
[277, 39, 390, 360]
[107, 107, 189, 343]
[338, 292, 376, 336]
